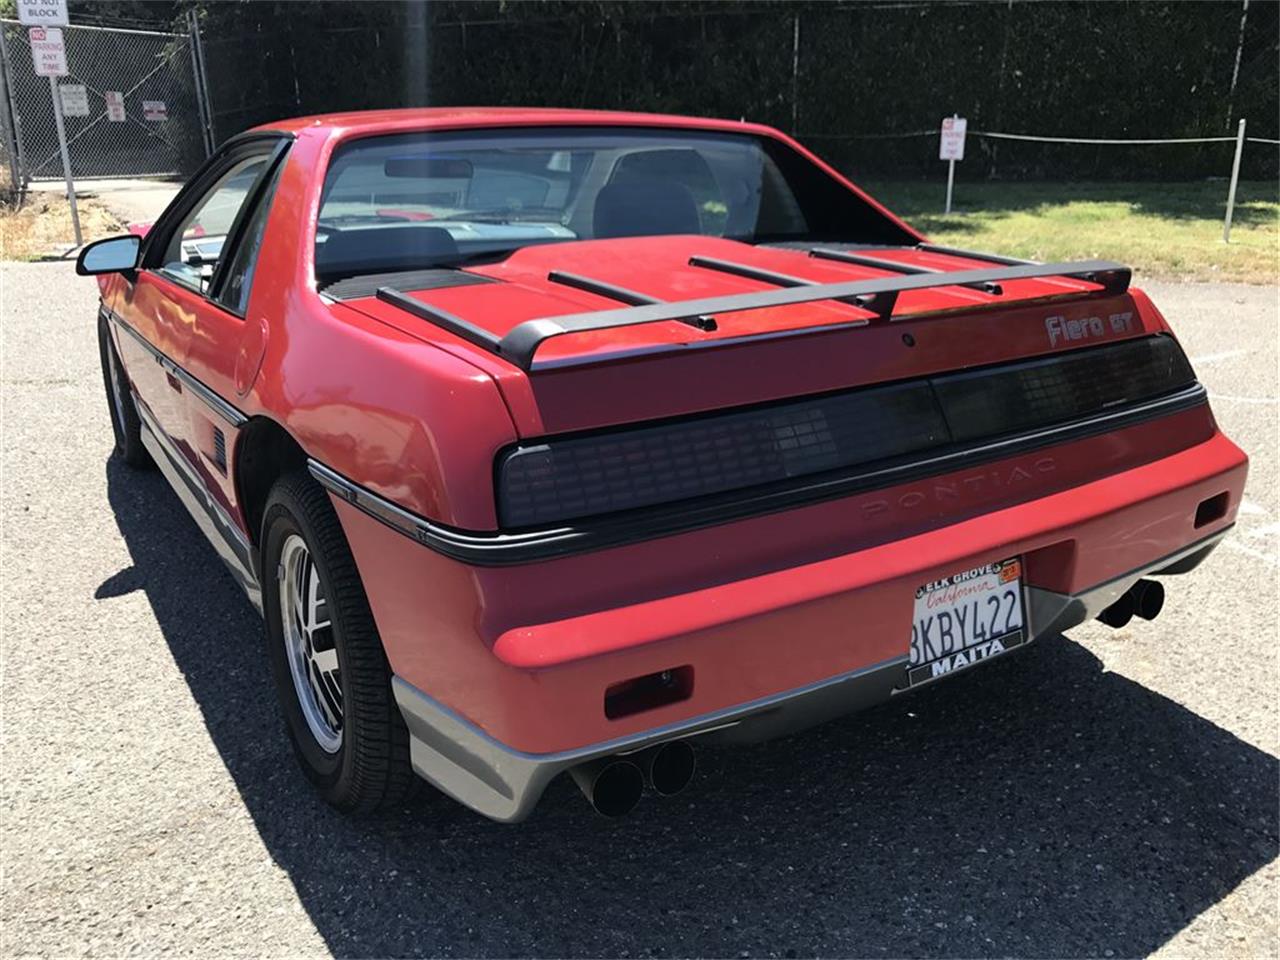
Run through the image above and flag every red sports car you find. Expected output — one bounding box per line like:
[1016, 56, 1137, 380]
[78, 108, 1247, 821]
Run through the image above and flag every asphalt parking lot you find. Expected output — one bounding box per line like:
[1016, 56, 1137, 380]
[2, 262, 1276, 958]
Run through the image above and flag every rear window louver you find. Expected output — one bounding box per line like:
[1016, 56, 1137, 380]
[495, 336, 1196, 528]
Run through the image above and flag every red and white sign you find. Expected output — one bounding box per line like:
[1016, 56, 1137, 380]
[17, 0, 68, 27]
[29, 27, 68, 77]
[939, 116, 967, 161]
[142, 100, 168, 122]
[104, 90, 126, 122]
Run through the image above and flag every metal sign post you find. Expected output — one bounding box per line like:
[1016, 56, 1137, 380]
[939, 114, 967, 215]
[48, 75, 79, 244]
[27, 21, 80, 246]
[1223, 117, 1247, 244]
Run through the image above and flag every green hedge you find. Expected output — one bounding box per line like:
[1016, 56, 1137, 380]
[185, 0, 1278, 181]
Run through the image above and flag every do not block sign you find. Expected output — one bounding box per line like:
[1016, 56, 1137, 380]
[18, 0, 69, 27]
[142, 100, 168, 122]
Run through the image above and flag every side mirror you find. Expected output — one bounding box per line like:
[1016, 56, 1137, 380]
[76, 235, 141, 276]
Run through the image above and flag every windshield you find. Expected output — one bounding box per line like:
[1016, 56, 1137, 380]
[315, 126, 911, 282]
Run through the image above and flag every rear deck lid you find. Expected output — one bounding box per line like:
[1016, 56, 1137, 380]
[336, 237, 1143, 435]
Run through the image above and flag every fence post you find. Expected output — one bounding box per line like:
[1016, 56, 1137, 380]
[0, 26, 23, 195]
[1223, 117, 1246, 243]
[188, 9, 215, 153]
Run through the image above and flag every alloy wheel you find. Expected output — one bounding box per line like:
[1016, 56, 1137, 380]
[278, 533, 343, 752]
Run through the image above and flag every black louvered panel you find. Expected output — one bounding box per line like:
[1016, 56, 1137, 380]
[212, 427, 227, 473]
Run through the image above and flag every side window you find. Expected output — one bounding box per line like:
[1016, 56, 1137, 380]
[158, 155, 271, 293]
[217, 161, 284, 315]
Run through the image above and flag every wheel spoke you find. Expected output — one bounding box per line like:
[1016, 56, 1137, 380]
[295, 558, 311, 632]
[307, 564, 329, 633]
[310, 662, 343, 731]
[312, 646, 338, 676]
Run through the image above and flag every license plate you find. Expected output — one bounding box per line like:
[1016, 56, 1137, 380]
[906, 557, 1027, 688]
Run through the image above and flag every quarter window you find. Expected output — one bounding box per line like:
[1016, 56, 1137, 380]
[217, 160, 284, 315]
[159, 155, 271, 293]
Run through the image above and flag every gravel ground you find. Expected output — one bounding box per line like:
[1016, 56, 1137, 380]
[1, 263, 1276, 959]
[26, 178, 181, 228]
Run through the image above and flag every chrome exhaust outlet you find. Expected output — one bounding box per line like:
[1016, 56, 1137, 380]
[1132, 578, 1165, 621]
[569, 757, 644, 817]
[637, 740, 697, 797]
[1096, 590, 1135, 628]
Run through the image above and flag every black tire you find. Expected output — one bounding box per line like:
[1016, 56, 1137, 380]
[98, 315, 151, 468]
[261, 470, 416, 812]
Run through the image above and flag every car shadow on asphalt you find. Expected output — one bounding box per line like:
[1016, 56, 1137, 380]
[104, 460, 1279, 959]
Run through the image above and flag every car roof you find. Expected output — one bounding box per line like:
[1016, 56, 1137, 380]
[250, 106, 780, 141]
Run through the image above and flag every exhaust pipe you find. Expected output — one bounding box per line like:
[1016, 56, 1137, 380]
[1097, 578, 1166, 628]
[637, 740, 697, 797]
[1132, 578, 1165, 621]
[1096, 591, 1135, 628]
[570, 757, 644, 817]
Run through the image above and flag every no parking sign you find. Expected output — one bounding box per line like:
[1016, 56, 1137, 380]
[940, 116, 968, 161]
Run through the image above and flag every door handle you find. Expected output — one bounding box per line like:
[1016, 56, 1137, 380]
[165, 371, 182, 393]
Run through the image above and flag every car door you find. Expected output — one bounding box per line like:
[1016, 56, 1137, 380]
[114, 137, 286, 531]
[179, 143, 289, 536]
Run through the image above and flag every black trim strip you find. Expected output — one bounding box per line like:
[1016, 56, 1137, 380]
[308, 460, 582, 563]
[496, 259, 1131, 370]
[547, 270, 716, 331]
[689, 255, 818, 289]
[134, 396, 259, 598]
[105, 308, 247, 428]
[308, 383, 1207, 566]
[810, 247, 1003, 295]
[915, 243, 1034, 266]
[375, 286, 504, 353]
[687, 254, 885, 319]
[547, 270, 661, 306]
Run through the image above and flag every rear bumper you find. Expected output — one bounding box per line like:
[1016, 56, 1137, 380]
[392, 528, 1228, 822]
[329, 418, 1246, 821]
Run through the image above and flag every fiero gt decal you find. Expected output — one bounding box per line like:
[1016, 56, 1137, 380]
[1045, 310, 1133, 347]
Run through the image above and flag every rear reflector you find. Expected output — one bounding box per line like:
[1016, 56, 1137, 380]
[605, 667, 694, 719]
[496, 335, 1196, 528]
[1194, 492, 1229, 528]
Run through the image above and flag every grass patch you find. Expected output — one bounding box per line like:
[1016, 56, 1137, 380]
[0, 193, 122, 261]
[864, 180, 1279, 285]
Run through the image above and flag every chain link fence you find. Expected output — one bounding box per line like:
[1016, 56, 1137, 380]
[0, 18, 212, 192]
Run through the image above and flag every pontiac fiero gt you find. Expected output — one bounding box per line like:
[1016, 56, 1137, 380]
[78, 108, 1247, 820]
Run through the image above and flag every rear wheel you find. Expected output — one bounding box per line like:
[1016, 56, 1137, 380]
[261, 471, 415, 812]
[97, 315, 150, 468]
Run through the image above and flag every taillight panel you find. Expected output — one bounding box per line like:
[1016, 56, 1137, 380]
[496, 335, 1196, 529]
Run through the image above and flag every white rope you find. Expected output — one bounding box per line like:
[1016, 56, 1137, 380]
[803, 129, 1258, 145]
[972, 130, 1238, 145]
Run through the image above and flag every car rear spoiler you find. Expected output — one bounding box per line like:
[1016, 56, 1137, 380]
[376, 247, 1131, 372]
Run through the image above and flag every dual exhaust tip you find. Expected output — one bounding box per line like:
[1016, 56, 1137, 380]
[570, 739, 696, 817]
[1096, 578, 1165, 629]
